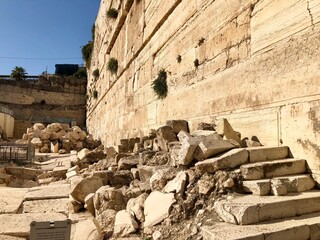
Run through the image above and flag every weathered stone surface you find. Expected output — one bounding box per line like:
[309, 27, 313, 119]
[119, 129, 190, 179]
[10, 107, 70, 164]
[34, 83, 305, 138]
[73, 218, 102, 240]
[197, 122, 215, 131]
[22, 198, 69, 214]
[195, 148, 249, 174]
[194, 139, 235, 161]
[271, 180, 288, 196]
[201, 212, 320, 240]
[0, 213, 67, 237]
[215, 118, 242, 145]
[0, 187, 29, 214]
[166, 120, 189, 134]
[247, 146, 289, 163]
[273, 174, 316, 193]
[176, 132, 198, 165]
[241, 159, 306, 180]
[163, 171, 187, 195]
[242, 179, 271, 196]
[70, 176, 104, 204]
[118, 155, 139, 170]
[85, 193, 95, 216]
[109, 170, 133, 187]
[24, 184, 70, 201]
[144, 191, 176, 227]
[138, 165, 164, 183]
[93, 186, 126, 215]
[96, 209, 117, 238]
[150, 168, 179, 191]
[156, 126, 178, 152]
[5, 167, 42, 180]
[77, 148, 90, 161]
[214, 191, 320, 225]
[114, 210, 139, 237]
[126, 193, 148, 222]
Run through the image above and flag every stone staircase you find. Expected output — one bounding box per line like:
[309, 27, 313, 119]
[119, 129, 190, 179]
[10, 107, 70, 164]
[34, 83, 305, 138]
[201, 146, 320, 240]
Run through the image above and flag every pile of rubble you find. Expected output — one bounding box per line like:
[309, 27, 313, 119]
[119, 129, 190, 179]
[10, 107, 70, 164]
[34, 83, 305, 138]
[66, 118, 263, 239]
[16, 123, 101, 153]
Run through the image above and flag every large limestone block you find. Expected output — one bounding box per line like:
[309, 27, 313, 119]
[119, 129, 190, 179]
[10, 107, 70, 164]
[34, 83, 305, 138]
[273, 174, 316, 193]
[156, 126, 178, 152]
[70, 176, 104, 204]
[126, 193, 148, 223]
[150, 167, 179, 191]
[0, 213, 66, 237]
[242, 179, 271, 196]
[73, 218, 102, 240]
[85, 193, 95, 216]
[177, 135, 198, 165]
[214, 191, 320, 225]
[118, 155, 139, 170]
[96, 209, 117, 238]
[247, 146, 289, 163]
[163, 171, 187, 195]
[144, 191, 176, 227]
[114, 210, 139, 237]
[194, 139, 235, 161]
[77, 148, 90, 161]
[166, 120, 189, 134]
[195, 148, 249, 174]
[24, 184, 70, 201]
[241, 159, 306, 180]
[0, 187, 29, 214]
[22, 198, 69, 214]
[215, 118, 241, 145]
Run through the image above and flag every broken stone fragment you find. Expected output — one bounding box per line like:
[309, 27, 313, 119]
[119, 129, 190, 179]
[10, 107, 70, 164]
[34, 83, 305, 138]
[114, 210, 139, 237]
[96, 209, 117, 238]
[195, 148, 249, 174]
[163, 171, 187, 195]
[156, 126, 178, 152]
[194, 139, 235, 161]
[215, 118, 242, 145]
[70, 175, 104, 204]
[197, 122, 215, 131]
[144, 191, 176, 227]
[118, 155, 139, 171]
[150, 167, 179, 191]
[166, 120, 189, 134]
[84, 193, 95, 216]
[126, 192, 148, 222]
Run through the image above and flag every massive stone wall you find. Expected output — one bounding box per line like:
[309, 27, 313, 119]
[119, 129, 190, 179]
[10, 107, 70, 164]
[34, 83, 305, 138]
[87, 0, 320, 181]
[0, 78, 87, 138]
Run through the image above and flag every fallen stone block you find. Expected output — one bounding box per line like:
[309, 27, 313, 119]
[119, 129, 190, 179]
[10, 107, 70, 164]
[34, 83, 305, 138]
[70, 176, 104, 204]
[114, 210, 139, 237]
[194, 139, 235, 161]
[144, 191, 176, 227]
[24, 184, 70, 201]
[242, 179, 271, 196]
[215, 118, 242, 145]
[126, 193, 148, 223]
[247, 146, 289, 163]
[96, 209, 117, 238]
[241, 159, 306, 180]
[156, 126, 178, 152]
[73, 218, 102, 240]
[22, 198, 69, 214]
[163, 171, 187, 195]
[195, 148, 249, 174]
[166, 120, 189, 134]
[0, 187, 29, 214]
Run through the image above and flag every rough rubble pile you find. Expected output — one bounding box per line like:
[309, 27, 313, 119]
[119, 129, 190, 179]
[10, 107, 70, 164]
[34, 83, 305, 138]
[16, 123, 101, 153]
[67, 118, 263, 239]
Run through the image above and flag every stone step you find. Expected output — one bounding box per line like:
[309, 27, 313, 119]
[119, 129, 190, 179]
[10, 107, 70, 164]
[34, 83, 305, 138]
[214, 190, 320, 225]
[201, 212, 320, 240]
[242, 174, 316, 196]
[24, 184, 70, 201]
[240, 158, 306, 180]
[247, 146, 289, 163]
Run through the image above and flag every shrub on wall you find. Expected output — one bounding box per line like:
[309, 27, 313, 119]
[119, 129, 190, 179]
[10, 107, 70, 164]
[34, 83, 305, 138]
[194, 59, 200, 68]
[82, 41, 94, 68]
[93, 69, 100, 79]
[74, 68, 87, 79]
[152, 70, 168, 99]
[107, 8, 118, 19]
[107, 58, 118, 73]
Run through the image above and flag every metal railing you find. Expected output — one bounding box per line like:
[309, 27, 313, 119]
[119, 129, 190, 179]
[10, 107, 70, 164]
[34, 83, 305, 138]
[0, 143, 35, 164]
[0, 104, 14, 117]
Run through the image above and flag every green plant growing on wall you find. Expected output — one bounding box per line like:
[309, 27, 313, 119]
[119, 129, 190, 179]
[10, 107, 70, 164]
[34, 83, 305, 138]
[107, 58, 118, 73]
[194, 58, 200, 68]
[93, 89, 98, 99]
[11, 66, 27, 80]
[107, 8, 119, 19]
[152, 70, 168, 99]
[82, 41, 94, 68]
[92, 68, 100, 79]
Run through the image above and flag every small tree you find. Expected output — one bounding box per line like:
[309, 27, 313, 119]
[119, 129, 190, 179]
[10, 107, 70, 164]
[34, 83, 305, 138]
[11, 66, 27, 80]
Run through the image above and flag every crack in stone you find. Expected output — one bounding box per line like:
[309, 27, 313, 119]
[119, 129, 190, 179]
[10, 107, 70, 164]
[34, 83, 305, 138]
[307, 1, 315, 30]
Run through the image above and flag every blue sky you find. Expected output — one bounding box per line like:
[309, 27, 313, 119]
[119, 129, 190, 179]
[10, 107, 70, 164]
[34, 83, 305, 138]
[0, 0, 100, 75]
